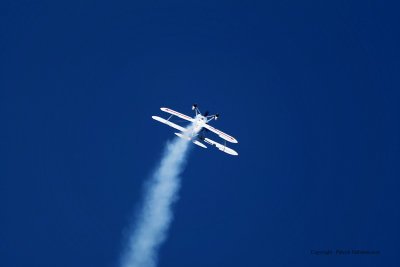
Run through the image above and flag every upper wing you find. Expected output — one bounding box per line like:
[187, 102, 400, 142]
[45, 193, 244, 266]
[152, 116, 187, 132]
[203, 124, 238, 143]
[202, 137, 238, 156]
[160, 107, 194, 122]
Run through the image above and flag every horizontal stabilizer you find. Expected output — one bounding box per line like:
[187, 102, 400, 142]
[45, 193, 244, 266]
[174, 133, 207, 148]
[174, 132, 191, 141]
[193, 140, 207, 149]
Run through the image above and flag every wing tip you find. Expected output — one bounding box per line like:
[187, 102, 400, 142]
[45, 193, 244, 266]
[226, 137, 238, 143]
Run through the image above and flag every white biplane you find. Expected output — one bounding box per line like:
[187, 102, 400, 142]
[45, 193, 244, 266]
[152, 104, 238, 156]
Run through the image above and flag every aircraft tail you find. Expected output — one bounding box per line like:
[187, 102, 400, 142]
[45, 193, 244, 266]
[174, 133, 207, 148]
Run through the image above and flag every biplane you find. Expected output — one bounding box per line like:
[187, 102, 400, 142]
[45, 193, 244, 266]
[152, 104, 238, 156]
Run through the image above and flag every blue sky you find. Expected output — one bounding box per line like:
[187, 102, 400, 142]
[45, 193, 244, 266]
[1, 1, 399, 266]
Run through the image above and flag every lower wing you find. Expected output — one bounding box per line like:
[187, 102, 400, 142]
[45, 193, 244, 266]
[152, 116, 187, 132]
[201, 137, 238, 156]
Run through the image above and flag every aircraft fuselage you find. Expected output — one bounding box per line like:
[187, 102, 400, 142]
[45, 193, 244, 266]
[192, 114, 207, 135]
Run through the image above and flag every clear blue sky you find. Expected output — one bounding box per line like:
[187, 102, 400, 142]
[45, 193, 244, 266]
[1, 1, 399, 266]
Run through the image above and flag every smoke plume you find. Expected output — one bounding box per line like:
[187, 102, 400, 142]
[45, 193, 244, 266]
[120, 127, 193, 267]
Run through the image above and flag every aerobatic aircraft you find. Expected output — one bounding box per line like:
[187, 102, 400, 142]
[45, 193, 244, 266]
[152, 104, 238, 156]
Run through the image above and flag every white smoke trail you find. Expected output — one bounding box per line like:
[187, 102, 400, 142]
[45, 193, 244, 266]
[120, 128, 193, 267]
